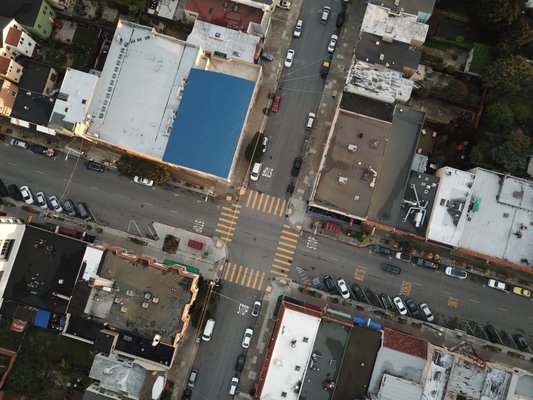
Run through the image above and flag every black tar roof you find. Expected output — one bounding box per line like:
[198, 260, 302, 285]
[355, 32, 421, 74]
[340, 92, 394, 122]
[0, 0, 42, 26]
[19, 60, 55, 93]
[3, 225, 86, 314]
[11, 89, 55, 125]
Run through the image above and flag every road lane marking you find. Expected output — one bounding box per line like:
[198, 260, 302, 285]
[399, 281, 412, 296]
[354, 267, 366, 282]
[448, 297, 459, 308]
[35, 170, 44, 174]
[441, 290, 450, 295]
[498, 307, 508, 312]
[470, 299, 479, 303]
[9, 162, 16, 166]
[144, 202, 153, 206]
[169, 209, 178, 214]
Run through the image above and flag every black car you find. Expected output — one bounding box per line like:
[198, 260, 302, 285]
[414, 256, 438, 270]
[0, 179, 9, 197]
[287, 182, 295, 194]
[291, 156, 303, 177]
[351, 283, 366, 302]
[7, 184, 23, 201]
[380, 263, 401, 274]
[324, 275, 335, 292]
[260, 50, 274, 61]
[87, 161, 105, 172]
[63, 199, 77, 217]
[182, 388, 192, 400]
[371, 244, 394, 256]
[514, 334, 529, 351]
[485, 325, 500, 343]
[336, 12, 345, 27]
[380, 294, 394, 311]
[404, 298, 421, 318]
[235, 353, 246, 372]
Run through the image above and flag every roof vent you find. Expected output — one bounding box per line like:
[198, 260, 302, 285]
[375, 41, 380, 46]
[379, 53, 385, 60]
[347, 144, 357, 152]
[338, 176, 348, 184]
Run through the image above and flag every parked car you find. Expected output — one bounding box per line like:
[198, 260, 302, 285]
[48, 195, 63, 213]
[405, 298, 421, 318]
[261, 136, 268, 153]
[371, 244, 394, 256]
[380, 294, 394, 311]
[393, 296, 407, 316]
[182, 388, 192, 400]
[284, 49, 295, 67]
[488, 279, 510, 292]
[324, 275, 335, 292]
[87, 161, 105, 172]
[235, 353, 246, 372]
[278, 0, 291, 9]
[229, 376, 239, 395]
[320, 5, 331, 23]
[336, 11, 345, 27]
[419, 303, 434, 322]
[30, 144, 54, 157]
[8, 184, 23, 202]
[260, 49, 274, 61]
[414, 257, 438, 269]
[187, 369, 198, 388]
[35, 192, 48, 209]
[133, 176, 154, 186]
[445, 267, 468, 279]
[514, 334, 529, 351]
[351, 283, 366, 302]
[9, 139, 29, 149]
[320, 59, 330, 77]
[251, 300, 261, 317]
[395, 252, 412, 262]
[380, 263, 401, 274]
[250, 162, 262, 182]
[242, 328, 253, 348]
[291, 156, 303, 177]
[19, 186, 34, 205]
[271, 94, 281, 112]
[306, 112, 316, 129]
[286, 182, 295, 194]
[327, 34, 338, 53]
[512, 286, 531, 298]
[63, 199, 77, 217]
[484, 325, 500, 343]
[293, 19, 303, 37]
[336, 278, 350, 299]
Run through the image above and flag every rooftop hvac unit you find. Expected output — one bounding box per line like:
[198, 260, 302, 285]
[338, 176, 348, 184]
[379, 54, 385, 61]
[347, 144, 357, 152]
[375, 41, 380, 46]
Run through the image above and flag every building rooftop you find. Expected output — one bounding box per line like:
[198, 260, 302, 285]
[382, 328, 427, 359]
[369, 0, 436, 16]
[5, 26, 22, 46]
[0, 0, 42, 26]
[361, 4, 429, 46]
[459, 168, 533, 266]
[50, 68, 98, 131]
[0, 79, 16, 116]
[344, 60, 413, 104]
[355, 32, 421, 74]
[339, 92, 394, 122]
[426, 167, 475, 247]
[187, 20, 261, 64]
[163, 68, 255, 179]
[147, 0, 179, 20]
[18, 60, 55, 93]
[184, 0, 266, 31]
[11, 89, 56, 125]
[377, 374, 423, 400]
[310, 109, 392, 220]
[86, 20, 199, 159]
[3, 225, 86, 314]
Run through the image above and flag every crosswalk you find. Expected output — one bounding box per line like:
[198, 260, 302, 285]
[244, 190, 287, 217]
[271, 224, 300, 277]
[215, 203, 241, 242]
[223, 263, 266, 291]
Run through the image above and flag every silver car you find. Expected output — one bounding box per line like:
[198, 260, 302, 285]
[20, 186, 34, 204]
[48, 195, 63, 213]
[36, 192, 48, 209]
[419, 303, 434, 322]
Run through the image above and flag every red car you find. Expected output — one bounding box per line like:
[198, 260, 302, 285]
[271, 95, 281, 112]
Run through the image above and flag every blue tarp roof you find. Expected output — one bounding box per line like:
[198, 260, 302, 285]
[34, 309, 51, 328]
[163, 69, 255, 179]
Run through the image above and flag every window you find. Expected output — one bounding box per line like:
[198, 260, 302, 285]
[0, 239, 15, 261]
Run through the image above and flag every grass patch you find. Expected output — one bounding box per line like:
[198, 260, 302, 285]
[425, 35, 472, 51]
[435, 0, 474, 16]
[72, 52, 90, 70]
[73, 26, 98, 47]
[421, 52, 444, 65]
[469, 43, 493, 75]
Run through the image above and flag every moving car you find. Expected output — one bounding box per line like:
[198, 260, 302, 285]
[324, 275, 335, 292]
[187, 369, 198, 388]
[419, 303, 434, 322]
[48, 195, 63, 213]
[229, 376, 239, 395]
[63, 199, 77, 217]
[336, 278, 350, 299]
[235, 353, 246, 372]
[393, 296, 407, 315]
[380, 263, 401, 274]
[514, 334, 529, 351]
[251, 301, 261, 317]
[20, 186, 34, 205]
[291, 156, 302, 177]
[395, 252, 412, 262]
[133, 176, 154, 186]
[293, 19, 303, 37]
[278, 0, 291, 9]
[380, 294, 394, 311]
[512, 286, 531, 298]
[327, 34, 338, 53]
[9, 139, 29, 149]
[405, 298, 421, 318]
[260, 49, 274, 61]
[87, 161, 105, 172]
[306, 112, 316, 129]
[351, 283, 366, 302]
[445, 267, 467, 279]
[271, 94, 281, 112]
[320, 6, 331, 23]
[242, 328, 253, 348]
[284, 49, 295, 67]
[250, 162, 262, 182]
[488, 279, 510, 292]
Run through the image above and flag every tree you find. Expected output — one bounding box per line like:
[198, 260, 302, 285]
[484, 55, 533, 95]
[469, 145, 485, 165]
[474, 0, 522, 32]
[491, 130, 531, 173]
[498, 16, 533, 54]
[482, 102, 515, 133]
[444, 79, 469, 102]
[116, 155, 170, 184]
[244, 132, 264, 163]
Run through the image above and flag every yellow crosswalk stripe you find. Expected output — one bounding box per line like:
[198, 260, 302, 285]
[245, 191, 253, 208]
[283, 224, 291, 229]
[281, 229, 300, 238]
[276, 246, 295, 254]
[241, 267, 248, 285]
[252, 270, 260, 289]
[277, 241, 296, 249]
[267, 196, 275, 214]
[273, 198, 281, 216]
[233, 204, 242, 209]
[251, 191, 259, 209]
[224, 264, 231, 280]
[215, 228, 234, 236]
[262, 195, 270, 212]
[220, 212, 236, 218]
[246, 269, 254, 287]
[271, 264, 289, 271]
[279, 235, 298, 243]
[256, 193, 264, 210]
[234, 265, 243, 283]
[222, 206, 238, 213]
[229, 264, 237, 282]
[222, 237, 232, 242]
[271, 269, 288, 277]
[275, 252, 292, 260]
[218, 217, 237, 225]
[258, 272, 265, 290]
[277, 199, 286, 216]
[217, 223, 235, 231]
[273, 258, 291, 266]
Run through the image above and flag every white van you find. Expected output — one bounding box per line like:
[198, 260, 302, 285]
[250, 162, 262, 181]
[202, 318, 215, 341]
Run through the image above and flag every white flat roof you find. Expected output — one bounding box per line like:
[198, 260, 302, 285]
[81, 246, 104, 281]
[426, 167, 475, 247]
[260, 307, 321, 400]
[187, 20, 260, 64]
[52, 68, 98, 125]
[147, 0, 179, 20]
[361, 4, 429, 46]
[87, 20, 199, 158]
[459, 168, 533, 265]
[345, 60, 413, 103]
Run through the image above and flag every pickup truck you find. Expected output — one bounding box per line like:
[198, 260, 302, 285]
[30, 144, 55, 157]
[320, 60, 330, 77]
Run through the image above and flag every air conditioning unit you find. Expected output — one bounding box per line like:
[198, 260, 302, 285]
[379, 53, 385, 61]
[347, 144, 357, 152]
[338, 176, 348, 184]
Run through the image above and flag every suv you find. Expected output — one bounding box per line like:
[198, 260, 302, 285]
[87, 161, 105, 172]
[291, 157, 302, 177]
[380, 263, 401, 274]
[405, 298, 421, 318]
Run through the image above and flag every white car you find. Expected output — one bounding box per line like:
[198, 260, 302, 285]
[393, 296, 408, 315]
[419, 303, 434, 322]
[229, 376, 239, 395]
[445, 267, 467, 279]
[20, 186, 34, 205]
[261, 136, 268, 153]
[250, 162, 262, 181]
[242, 328, 253, 348]
[336, 278, 350, 299]
[133, 176, 154, 187]
[306, 112, 316, 129]
[36, 192, 48, 209]
[293, 19, 303, 37]
[284, 49, 295, 68]
[327, 34, 338, 53]
[48, 195, 63, 213]
[488, 279, 509, 292]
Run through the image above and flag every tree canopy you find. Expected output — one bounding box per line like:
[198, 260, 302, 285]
[116, 155, 171, 184]
[474, 0, 522, 31]
[482, 102, 515, 133]
[484, 55, 533, 95]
